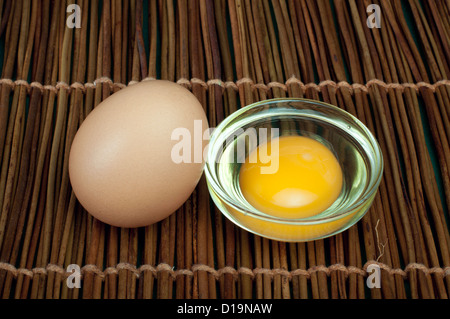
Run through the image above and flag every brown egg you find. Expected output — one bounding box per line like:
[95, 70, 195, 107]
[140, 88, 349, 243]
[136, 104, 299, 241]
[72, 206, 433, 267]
[69, 80, 209, 228]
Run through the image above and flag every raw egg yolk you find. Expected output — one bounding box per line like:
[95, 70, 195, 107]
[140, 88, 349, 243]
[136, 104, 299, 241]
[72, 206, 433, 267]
[239, 135, 343, 219]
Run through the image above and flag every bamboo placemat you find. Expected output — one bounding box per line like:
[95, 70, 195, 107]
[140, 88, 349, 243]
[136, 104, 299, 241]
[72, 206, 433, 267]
[0, 0, 449, 299]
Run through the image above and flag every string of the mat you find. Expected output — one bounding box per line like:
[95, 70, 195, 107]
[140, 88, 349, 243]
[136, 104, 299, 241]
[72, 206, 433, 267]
[0, 77, 448, 95]
[1, 261, 449, 281]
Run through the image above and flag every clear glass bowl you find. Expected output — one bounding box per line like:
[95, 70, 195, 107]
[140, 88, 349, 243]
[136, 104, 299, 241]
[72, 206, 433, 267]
[205, 98, 384, 242]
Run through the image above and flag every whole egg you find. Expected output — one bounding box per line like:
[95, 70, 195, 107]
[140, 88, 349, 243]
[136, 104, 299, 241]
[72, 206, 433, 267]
[69, 80, 209, 228]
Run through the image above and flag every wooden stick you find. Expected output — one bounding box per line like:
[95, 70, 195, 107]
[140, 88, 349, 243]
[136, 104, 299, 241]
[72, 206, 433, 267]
[0, 0, 22, 252]
[1, 0, 39, 298]
[20, 0, 61, 297]
[39, 0, 72, 299]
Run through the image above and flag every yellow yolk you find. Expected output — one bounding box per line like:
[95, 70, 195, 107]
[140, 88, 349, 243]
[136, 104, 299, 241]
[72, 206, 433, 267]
[239, 135, 343, 219]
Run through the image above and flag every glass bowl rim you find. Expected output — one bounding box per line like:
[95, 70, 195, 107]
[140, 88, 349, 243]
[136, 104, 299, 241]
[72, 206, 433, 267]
[204, 97, 384, 225]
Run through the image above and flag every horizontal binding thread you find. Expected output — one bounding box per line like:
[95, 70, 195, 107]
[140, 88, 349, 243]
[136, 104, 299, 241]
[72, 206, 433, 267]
[1, 261, 449, 282]
[0, 77, 448, 95]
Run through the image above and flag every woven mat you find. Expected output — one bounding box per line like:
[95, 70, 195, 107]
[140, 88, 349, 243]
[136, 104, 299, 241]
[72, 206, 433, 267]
[0, 0, 449, 299]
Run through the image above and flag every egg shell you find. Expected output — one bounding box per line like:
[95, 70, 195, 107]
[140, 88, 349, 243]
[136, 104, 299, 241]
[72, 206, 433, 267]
[69, 80, 209, 228]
